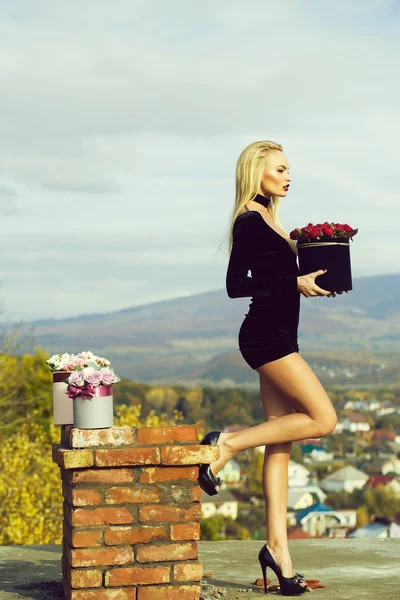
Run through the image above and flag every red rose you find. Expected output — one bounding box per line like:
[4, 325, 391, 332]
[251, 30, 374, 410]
[308, 226, 320, 239]
[322, 224, 334, 236]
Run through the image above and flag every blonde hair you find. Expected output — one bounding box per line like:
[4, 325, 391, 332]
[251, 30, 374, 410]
[226, 140, 297, 255]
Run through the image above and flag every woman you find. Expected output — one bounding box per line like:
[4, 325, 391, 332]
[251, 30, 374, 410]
[197, 140, 348, 596]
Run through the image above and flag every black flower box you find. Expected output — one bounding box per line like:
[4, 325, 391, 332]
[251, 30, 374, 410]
[297, 237, 353, 292]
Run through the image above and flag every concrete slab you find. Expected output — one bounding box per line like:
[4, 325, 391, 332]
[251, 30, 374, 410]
[0, 539, 399, 599]
[200, 539, 400, 599]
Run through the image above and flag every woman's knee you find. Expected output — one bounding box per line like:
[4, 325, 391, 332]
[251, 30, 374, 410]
[316, 412, 338, 437]
[258, 354, 337, 433]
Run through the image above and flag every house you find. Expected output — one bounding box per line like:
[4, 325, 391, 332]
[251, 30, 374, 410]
[295, 502, 347, 537]
[333, 419, 345, 434]
[365, 474, 400, 496]
[369, 429, 399, 444]
[366, 457, 400, 476]
[287, 526, 314, 540]
[320, 465, 369, 493]
[365, 442, 400, 460]
[288, 460, 310, 487]
[341, 411, 370, 433]
[344, 399, 381, 411]
[218, 458, 241, 484]
[335, 509, 358, 529]
[200, 488, 238, 520]
[348, 517, 400, 538]
[301, 444, 334, 463]
[288, 485, 327, 508]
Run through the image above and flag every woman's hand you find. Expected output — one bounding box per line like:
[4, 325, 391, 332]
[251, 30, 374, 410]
[326, 290, 351, 297]
[297, 269, 331, 298]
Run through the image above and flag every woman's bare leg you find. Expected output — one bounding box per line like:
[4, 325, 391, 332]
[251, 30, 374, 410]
[209, 352, 337, 488]
[259, 373, 306, 585]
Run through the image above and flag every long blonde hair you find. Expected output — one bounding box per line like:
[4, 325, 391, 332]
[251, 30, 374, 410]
[227, 140, 297, 255]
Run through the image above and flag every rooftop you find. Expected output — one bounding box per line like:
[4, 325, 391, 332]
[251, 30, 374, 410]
[0, 539, 399, 600]
[322, 465, 369, 481]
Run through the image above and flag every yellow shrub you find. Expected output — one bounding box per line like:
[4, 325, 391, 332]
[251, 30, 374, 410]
[0, 404, 182, 545]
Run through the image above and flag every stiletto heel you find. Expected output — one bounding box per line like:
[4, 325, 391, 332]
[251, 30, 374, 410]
[260, 561, 268, 594]
[258, 543, 307, 596]
[197, 430, 224, 496]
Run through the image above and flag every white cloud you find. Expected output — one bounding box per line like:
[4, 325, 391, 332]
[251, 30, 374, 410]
[0, 0, 398, 319]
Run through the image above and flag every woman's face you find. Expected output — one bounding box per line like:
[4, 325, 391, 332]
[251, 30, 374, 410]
[259, 150, 291, 198]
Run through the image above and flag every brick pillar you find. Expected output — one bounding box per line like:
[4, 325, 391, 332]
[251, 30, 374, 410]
[52, 425, 219, 600]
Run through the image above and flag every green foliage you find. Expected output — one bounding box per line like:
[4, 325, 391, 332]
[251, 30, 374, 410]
[200, 515, 228, 540]
[0, 345, 182, 545]
[0, 347, 53, 437]
[199, 514, 251, 540]
[326, 484, 399, 522]
[246, 450, 264, 498]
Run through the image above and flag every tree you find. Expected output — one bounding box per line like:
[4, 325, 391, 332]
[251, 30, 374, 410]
[246, 450, 265, 497]
[0, 346, 53, 438]
[200, 515, 228, 540]
[0, 397, 181, 545]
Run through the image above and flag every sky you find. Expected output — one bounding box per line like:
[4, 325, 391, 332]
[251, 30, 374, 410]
[0, 0, 399, 321]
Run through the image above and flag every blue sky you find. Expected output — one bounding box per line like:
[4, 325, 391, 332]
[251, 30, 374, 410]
[0, 0, 399, 320]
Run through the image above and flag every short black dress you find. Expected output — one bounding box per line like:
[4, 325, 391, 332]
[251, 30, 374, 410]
[226, 193, 300, 369]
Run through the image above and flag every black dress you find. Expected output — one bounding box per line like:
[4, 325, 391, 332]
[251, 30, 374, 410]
[226, 193, 300, 369]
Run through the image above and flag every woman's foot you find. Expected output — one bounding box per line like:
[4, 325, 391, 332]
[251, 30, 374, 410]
[265, 543, 307, 588]
[203, 432, 236, 493]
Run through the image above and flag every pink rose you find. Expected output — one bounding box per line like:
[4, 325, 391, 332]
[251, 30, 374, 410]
[68, 370, 85, 386]
[82, 367, 102, 386]
[100, 368, 120, 385]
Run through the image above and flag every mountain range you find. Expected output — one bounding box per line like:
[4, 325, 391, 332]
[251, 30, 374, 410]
[16, 273, 400, 387]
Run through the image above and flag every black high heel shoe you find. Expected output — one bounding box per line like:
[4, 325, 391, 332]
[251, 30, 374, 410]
[258, 543, 307, 596]
[197, 430, 224, 496]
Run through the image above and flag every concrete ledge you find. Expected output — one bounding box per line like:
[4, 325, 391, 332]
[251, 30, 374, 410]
[0, 539, 399, 599]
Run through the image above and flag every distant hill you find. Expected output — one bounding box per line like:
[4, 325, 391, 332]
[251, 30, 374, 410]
[13, 273, 400, 387]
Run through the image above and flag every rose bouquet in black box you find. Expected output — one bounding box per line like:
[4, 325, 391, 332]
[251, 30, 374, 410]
[290, 222, 358, 292]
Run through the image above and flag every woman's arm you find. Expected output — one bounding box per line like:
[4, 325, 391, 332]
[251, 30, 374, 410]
[226, 214, 298, 299]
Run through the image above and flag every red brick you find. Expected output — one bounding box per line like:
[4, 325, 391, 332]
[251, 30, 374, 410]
[140, 466, 198, 484]
[173, 562, 203, 581]
[72, 507, 134, 527]
[139, 504, 201, 523]
[105, 486, 161, 505]
[70, 546, 133, 568]
[105, 525, 168, 546]
[105, 565, 169, 586]
[71, 427, 135, 448]
[170, 485, 201, 504]
[136, 542, 197, 563]
[69, 589, 137, 600]
[72, 489, 103, 506]
[70, 568, 102, 588]
[136, 585, 200, 600]
[72, 529, 103, 548]
[58, 448, 94, 469]
[160, 445, 219, 465]
[170, 523, 200, 541]
[72, 469, 135, 485]
[63, 522, 103, 548]
[96, 448, 160, 467]
[137, 426, 197, 445]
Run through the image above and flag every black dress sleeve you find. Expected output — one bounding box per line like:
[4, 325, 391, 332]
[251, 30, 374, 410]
[226, 213, 298, 299]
